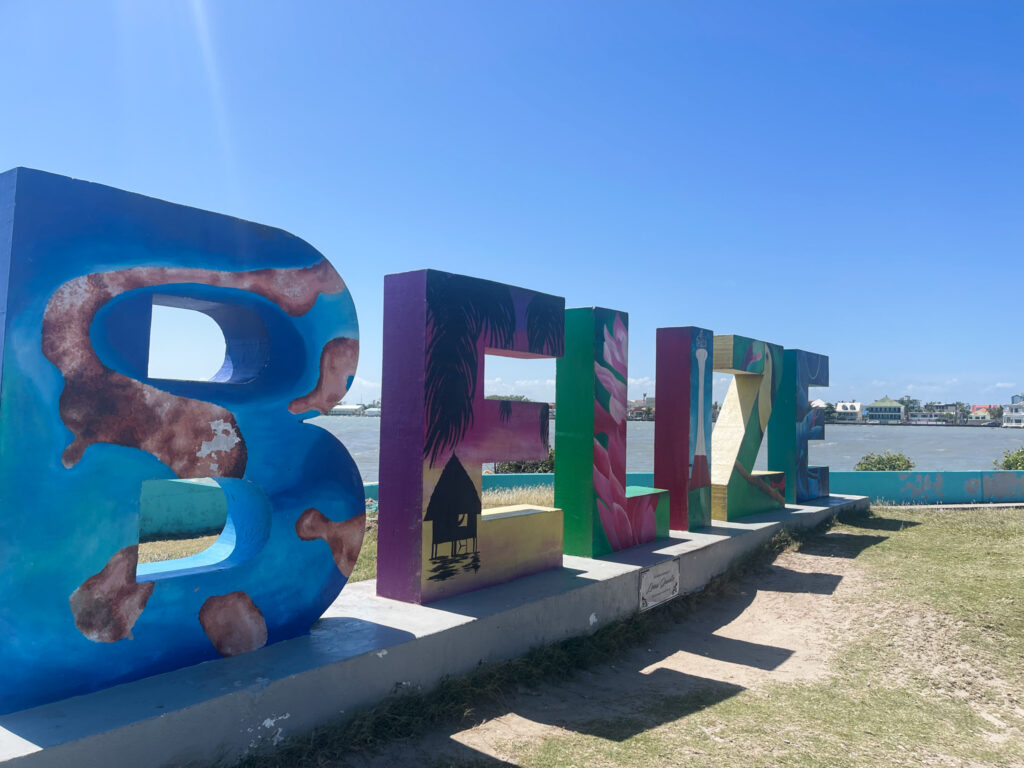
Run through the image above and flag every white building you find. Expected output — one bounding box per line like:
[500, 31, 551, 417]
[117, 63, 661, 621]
[833, 402, 862, 422]
[1004, 402, 1024, 427]
[909, 411, 946, 425]
[329, 403, 365, 416]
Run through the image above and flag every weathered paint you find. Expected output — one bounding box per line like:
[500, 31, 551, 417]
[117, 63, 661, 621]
[710, 335, 786, 520]
[0, 168, 364, 714]
[376, 269, 564, 604]
[830, 471, 984, 504]
[981, 471, 1024, 503]
[555, 308, 668, 557]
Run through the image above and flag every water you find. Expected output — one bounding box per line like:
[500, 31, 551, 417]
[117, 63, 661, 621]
[310, 415, 384, 482]
[313, 416, 1024, 482]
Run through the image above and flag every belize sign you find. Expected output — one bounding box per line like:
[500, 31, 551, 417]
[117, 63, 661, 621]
[0, 168, 827, 714]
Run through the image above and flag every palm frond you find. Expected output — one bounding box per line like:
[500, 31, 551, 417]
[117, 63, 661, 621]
[423, 273, 516, 466]
[526, 294, 564, 356]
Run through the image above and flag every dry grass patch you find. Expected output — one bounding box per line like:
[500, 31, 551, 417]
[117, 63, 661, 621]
[138, 535, 219, 563]
[482, 485, 554, 509]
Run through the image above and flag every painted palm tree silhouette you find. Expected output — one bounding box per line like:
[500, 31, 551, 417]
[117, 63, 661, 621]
[423, 274, 562, 466]
[421, 274, 563, 575]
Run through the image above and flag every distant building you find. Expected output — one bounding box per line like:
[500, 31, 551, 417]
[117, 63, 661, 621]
[1012, 394, 1024, 405]
[833, 401, 862, 422]
[810, 398, 828, 409]
[1004, 402, 1024, 427]
[626, 398, 654, 421]
[908, 411, 946, 425]
[929, 403, 958, 415]
[972, 404, 998, 414]
[329, 403, 365, 416]
[968, 409, 994, 423]
[865, 396, 905, 424]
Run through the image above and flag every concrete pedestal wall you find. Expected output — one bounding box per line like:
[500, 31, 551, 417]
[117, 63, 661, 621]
[0, 495, 867, 768]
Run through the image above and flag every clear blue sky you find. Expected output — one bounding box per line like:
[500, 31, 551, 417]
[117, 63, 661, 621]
[3, 1, 1021, 407]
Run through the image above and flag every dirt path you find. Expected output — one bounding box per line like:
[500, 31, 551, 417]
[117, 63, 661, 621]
[342, 528, 874, 767]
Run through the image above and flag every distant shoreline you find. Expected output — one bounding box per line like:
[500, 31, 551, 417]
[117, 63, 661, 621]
[826, 421, 1005, 428]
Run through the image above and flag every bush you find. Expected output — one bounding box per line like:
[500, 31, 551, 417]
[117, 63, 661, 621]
[853, 451, 915, 471]
[494, 447, 554, 474]
[995, 446, 1024, 470]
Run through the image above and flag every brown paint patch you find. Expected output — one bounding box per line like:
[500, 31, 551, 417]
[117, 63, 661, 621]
[69, 546, 154, 642]
[198, 591, 268, 657]
[295, 508, 366, 578]
[289, 337, 360, 414]
[42, 261, 345, 475]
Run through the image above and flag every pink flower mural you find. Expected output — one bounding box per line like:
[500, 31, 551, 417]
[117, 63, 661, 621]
[591, 311, 657, 550]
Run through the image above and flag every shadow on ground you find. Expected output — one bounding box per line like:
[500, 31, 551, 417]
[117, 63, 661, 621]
[795, 508, 913, 558]
[318, 511, 915, 767]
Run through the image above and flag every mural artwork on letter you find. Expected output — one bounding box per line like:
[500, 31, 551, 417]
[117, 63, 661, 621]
[555, 308, 669, 557]
[768, 350, 830, 503]
[0, 168, 364, 714]
[653, 326, 714, 530]
[376, 270, 565, 604]
[710, 334, 786, 521]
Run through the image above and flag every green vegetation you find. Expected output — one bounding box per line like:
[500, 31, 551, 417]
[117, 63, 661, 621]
[348, 520, 377, 583]
[897, 395, 920, 413]
[995, 445, 1024, 470]
[517, 507, 1024, 767]
[853, 450, 915, 471]
[495, 446, 555, 474]
[233, 506, 1024, 767]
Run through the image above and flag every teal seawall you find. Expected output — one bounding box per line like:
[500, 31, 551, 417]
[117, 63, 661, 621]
[830, 470, 1024, 504]
[139, 479, 228, 539]
[146, 470, 1024, 539]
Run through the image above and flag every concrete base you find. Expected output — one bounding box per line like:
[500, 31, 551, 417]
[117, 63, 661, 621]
[0, 494, 867, 768]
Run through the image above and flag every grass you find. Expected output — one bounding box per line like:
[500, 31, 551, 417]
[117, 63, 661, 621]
[514, 506, 1024, 768]
[349, 520, 378, 582]
[230, 505, 1024, 767]
[482, 485, 554, 509]
[138, 534, 219, 563]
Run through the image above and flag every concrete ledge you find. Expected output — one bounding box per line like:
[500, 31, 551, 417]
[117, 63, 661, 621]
[0, 494, 867, 768]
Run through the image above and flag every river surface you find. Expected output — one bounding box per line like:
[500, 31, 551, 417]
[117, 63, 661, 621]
[311, 417, 1024, 483]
